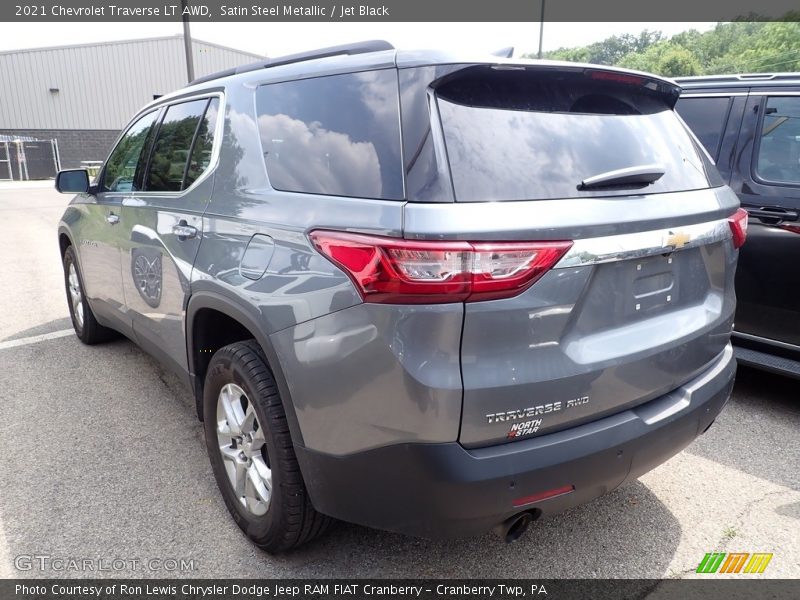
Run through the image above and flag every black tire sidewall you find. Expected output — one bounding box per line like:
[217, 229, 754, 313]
[202, 345, 285, 544]
[63, 247, 86, 339]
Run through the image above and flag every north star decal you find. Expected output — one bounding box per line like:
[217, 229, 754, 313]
[507, 419, 542, 438]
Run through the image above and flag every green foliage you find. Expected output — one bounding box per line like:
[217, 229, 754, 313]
[542, 30, 663, 66]
[618, 42, 702, 77]
[736, 21, 800, 73]
[526, 21, 800, 77]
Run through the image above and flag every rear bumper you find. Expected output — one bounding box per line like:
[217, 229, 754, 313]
[295, 344, 736, 539]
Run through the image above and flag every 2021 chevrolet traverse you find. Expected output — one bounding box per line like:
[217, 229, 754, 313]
[55, 42, 746, 551]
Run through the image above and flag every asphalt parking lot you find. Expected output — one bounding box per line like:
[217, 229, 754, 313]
[0, 183, 798, 579]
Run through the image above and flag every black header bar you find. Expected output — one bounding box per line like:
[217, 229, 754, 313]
[3, 0, 800, 22]
[3, 579, 800, 600]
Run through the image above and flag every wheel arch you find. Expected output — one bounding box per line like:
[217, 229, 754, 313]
[58, 227, 74, 257]
[185, 291, 305, 447]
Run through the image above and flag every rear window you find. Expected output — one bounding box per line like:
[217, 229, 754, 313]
[435, 67, 715, 202]
[256, 70, 404, 200]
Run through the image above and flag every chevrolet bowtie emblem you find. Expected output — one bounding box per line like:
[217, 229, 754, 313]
[664, 231, 691, 249]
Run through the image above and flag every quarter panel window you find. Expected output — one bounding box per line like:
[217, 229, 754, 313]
[145, 99, 210, 192]
[256, 70, 404, 200]
[102, 111, 158, 193]
[755, 96, 800, 185]
[675, 97, 731, 159]
[185, 98, 220, 189]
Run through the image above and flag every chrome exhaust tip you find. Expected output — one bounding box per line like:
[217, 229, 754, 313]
[495, 512, 533, 543]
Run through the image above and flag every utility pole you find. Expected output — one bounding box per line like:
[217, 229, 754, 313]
[181, 0, 195, 83]
[537, 0, 546, 59]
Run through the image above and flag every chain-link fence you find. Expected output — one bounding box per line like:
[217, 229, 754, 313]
[0, 135, 60, 180]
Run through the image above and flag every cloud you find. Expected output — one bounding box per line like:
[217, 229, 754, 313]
[258, 113, 382, 197]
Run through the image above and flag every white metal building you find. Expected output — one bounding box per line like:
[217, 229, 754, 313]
[0, 35, 263, 174]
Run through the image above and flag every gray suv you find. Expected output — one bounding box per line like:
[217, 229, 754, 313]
[55, 41, 746, 551]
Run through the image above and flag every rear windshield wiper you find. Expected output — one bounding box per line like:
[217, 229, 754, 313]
[579, 164, 665, 190]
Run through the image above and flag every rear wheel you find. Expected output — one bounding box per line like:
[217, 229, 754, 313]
[203, 340, 331, 552]
[62, 246, 116, 345]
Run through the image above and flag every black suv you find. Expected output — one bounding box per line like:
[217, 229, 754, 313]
[676, 74, 800, 378]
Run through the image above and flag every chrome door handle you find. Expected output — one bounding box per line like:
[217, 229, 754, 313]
[106, 213, 119, 225]
[172, 223, 198, 239]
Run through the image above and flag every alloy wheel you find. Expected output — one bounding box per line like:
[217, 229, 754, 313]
[216, 383, 272, 516]
[67, 262, 84, 329]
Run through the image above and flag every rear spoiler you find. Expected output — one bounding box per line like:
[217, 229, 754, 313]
[582, 67, 681, 108]
[429, 63, 682, 110]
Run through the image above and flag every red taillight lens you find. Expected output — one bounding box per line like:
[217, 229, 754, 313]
[309, 231, 572, 304]
[728, 208, 748, 249]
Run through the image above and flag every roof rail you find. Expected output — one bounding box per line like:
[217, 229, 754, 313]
[675, 72, 800, 84]
[189, 40, 395, 86]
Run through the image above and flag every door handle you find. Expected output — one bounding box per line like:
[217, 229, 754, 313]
[745, 207, 798, 224]
[106, 213, 120, 225]
[172, 222, 198, 240]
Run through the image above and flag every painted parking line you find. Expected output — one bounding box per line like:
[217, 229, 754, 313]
[0, 329, 74, 351]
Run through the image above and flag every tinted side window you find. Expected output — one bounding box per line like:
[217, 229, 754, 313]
[256, 70, 404, 200]
[755, 96, 800, 185]
[185, 98, 220, 188]
[674, 96, 731, 159]
[146, 99, 209, 192]
[102, 111, 158, 192]
[399, 65, 461, 203]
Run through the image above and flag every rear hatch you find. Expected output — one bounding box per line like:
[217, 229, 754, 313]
[401, 64, 740, 447]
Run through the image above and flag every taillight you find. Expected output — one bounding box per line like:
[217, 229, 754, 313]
[309, 231, 572, 304]
[728, 208, 748, 249]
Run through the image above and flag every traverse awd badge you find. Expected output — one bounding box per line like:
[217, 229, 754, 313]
[486, 396, 589, 424]
[490, 396, 590, 440]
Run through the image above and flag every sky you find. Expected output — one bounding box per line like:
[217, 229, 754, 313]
[0, 22, 717, 57]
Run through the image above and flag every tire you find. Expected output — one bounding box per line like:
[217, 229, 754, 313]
[62, 246, 117, 345]
[203, 340, 331, 552]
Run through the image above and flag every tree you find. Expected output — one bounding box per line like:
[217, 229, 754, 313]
[736, 21, 800, 73]
[618, 42, 702, 77]
[533, 30, 663, 65]
[657, 46, 702, 77]
[529, 21, 800, 77]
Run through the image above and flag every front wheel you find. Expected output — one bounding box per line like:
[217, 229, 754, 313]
[62, 246, 116, 345]
[203, 340, 331, 552]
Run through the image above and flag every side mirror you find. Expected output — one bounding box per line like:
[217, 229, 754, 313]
[55, 169, 90, 194]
